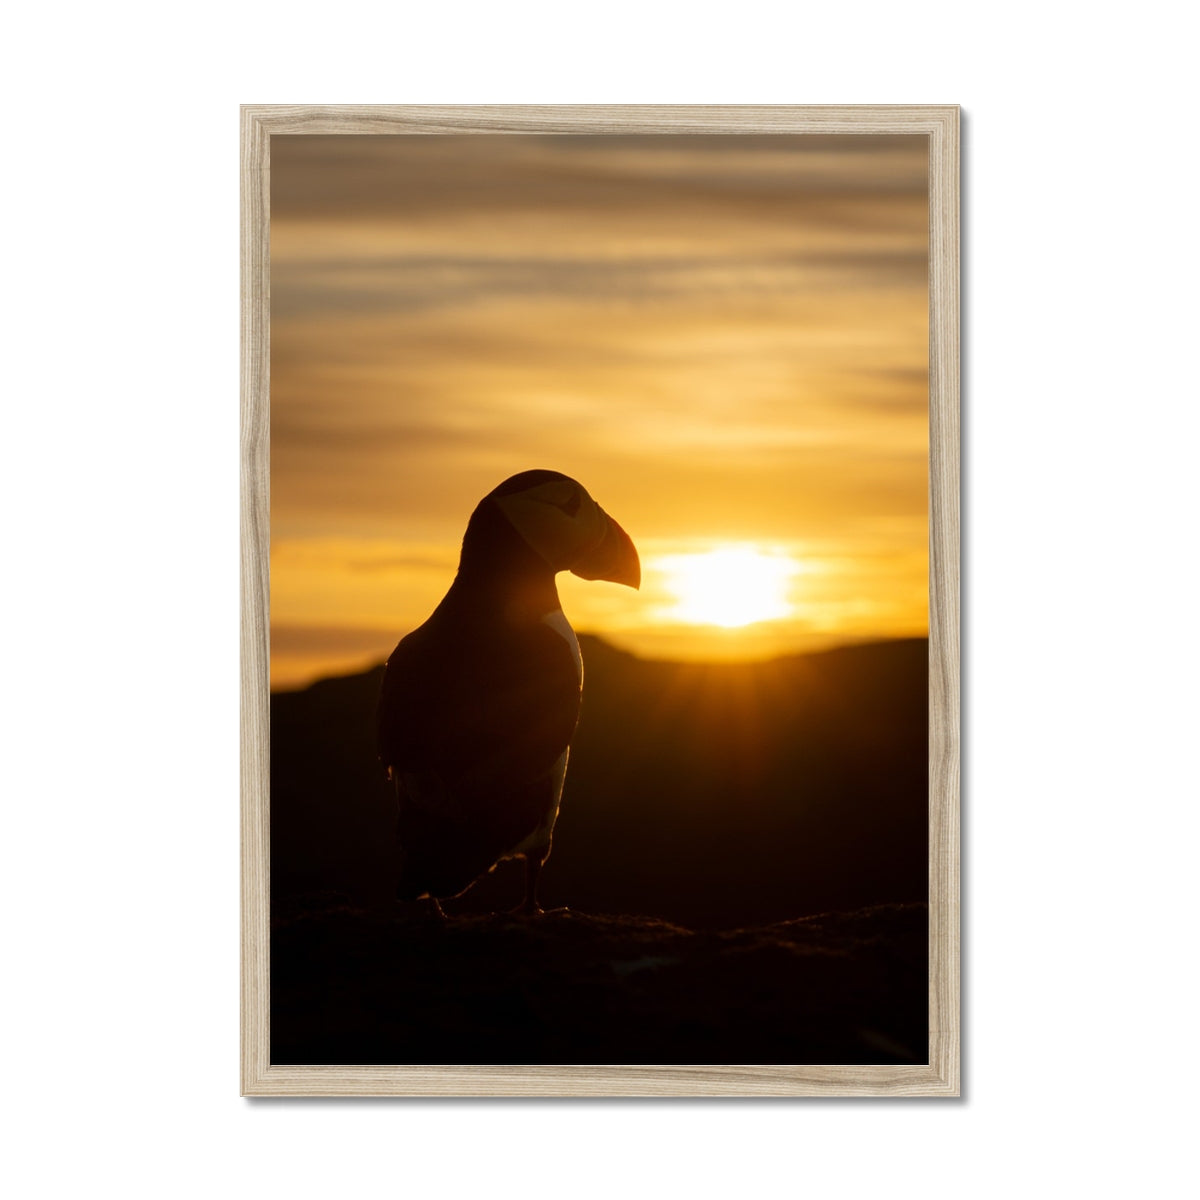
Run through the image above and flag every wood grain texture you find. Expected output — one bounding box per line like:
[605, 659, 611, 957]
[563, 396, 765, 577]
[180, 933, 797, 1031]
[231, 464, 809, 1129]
[242, 103, 956, 139]
[927, 107, 961, 1093]
[240, 105, 271, 1096]
[240, 104, 960, 1098]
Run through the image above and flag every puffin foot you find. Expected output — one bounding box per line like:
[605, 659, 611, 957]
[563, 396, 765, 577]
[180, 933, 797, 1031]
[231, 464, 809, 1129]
[395, 895, 446, 922]
[504, 903, 573, 918]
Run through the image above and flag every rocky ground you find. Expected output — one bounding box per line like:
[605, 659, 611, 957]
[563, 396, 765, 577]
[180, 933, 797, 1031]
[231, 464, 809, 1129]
[270, 900, 927, 1066]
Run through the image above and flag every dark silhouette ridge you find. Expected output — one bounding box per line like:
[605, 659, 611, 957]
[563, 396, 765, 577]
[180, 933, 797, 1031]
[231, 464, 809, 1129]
[270, 903, 927, 1065]
[272, 635, 928, 929]
[270, 634, 928, 1065]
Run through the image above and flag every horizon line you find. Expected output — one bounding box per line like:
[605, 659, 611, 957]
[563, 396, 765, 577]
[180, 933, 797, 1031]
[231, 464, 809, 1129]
[270, 630, 930, 696]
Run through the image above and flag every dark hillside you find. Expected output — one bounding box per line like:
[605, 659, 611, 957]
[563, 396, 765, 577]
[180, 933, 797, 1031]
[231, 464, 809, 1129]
[270, 637, 928, 1065]
[271, 902, 928, 1065]
[271, 636, 927, 928]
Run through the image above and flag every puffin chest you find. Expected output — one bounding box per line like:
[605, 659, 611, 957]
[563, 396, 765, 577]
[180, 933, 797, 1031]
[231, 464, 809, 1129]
[540, 608, 583, 685]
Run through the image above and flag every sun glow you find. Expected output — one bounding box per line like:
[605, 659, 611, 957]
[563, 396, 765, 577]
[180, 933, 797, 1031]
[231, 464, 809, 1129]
[654, 545, 802, 628]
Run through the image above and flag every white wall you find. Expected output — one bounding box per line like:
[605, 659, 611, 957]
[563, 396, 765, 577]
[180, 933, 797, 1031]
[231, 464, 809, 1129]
[5, 3, 1196, 1197]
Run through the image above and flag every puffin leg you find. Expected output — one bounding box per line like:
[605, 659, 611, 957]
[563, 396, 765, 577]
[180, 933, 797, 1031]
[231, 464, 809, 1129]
[515, 853, 546, 916]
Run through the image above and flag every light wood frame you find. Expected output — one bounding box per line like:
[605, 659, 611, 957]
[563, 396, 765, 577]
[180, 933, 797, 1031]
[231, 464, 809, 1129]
[241, 104, 960, 1097]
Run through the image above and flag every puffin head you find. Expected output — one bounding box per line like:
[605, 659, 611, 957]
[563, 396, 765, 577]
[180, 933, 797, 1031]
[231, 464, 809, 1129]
[471, 469, 640, 589]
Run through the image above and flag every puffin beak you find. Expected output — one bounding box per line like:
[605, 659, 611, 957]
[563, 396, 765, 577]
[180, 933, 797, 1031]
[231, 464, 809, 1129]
[570, 508, 641, 589]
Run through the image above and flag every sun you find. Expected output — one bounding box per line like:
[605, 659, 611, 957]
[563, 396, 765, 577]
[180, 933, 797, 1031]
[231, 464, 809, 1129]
[655, 545, 800, 628]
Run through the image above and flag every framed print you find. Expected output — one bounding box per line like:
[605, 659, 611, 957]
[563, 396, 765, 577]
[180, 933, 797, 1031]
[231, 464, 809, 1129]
[241, 105, 959, 1097]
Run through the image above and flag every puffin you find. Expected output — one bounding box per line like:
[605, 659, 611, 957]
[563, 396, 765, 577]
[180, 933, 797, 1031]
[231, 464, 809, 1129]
[377, 470, 640, 915]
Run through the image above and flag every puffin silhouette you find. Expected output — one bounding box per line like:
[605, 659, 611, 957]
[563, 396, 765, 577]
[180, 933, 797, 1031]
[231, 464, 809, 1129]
[377, 470, 640, 915]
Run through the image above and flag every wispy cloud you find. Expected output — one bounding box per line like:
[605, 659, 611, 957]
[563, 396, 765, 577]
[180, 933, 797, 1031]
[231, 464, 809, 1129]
[269, 135, 928, 686]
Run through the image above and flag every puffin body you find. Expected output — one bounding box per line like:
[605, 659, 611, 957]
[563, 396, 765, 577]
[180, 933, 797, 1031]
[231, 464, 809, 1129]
[377, 470, 640, 913]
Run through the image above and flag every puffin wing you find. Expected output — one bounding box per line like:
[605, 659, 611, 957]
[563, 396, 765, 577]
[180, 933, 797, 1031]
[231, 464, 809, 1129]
[377, 613, 582, 896]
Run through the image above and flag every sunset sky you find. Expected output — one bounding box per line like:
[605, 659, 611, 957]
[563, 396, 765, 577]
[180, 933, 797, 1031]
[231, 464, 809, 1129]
[270, 134, 929, 688]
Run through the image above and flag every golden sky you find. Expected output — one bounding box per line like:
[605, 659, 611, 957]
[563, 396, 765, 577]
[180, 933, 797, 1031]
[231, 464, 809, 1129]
[270, 134, 929, 688]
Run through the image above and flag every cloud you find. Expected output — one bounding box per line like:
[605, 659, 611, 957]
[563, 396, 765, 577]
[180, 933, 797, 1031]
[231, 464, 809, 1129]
[267, 134, 930, 684]
[270, 623, 398, 655]
[270, 250, 928, 321]
[270, 134, 928, 224]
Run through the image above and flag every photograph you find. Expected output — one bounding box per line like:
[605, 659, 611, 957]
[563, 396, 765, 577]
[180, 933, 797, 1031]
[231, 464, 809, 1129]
[14, 0, 1197, 1185]
[256, 119, 947, 1079]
